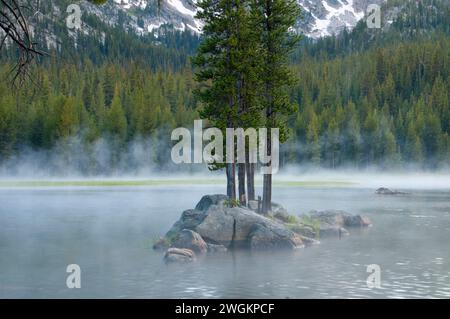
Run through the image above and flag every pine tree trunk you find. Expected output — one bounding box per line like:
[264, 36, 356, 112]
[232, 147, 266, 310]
[262, 173, 272, 215]
[262, 133, 272, 214]
[238, 163, 246, 205]
[226, 163, 236, 200]
[246, 161, 255, 201]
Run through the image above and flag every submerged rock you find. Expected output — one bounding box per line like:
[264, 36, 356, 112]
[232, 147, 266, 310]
[153, 237, 170, 251]
[207, 243, 228, 253]
[299, 235, 320, 246]
[303, 210, 371, 238]
[376, 187, 409, 195]
[171, 229, 207, 254]
[343, 215, 372, 227]
[164, 248, 196, 264]
[319, 225, 349, 237]
[308, 210, 372, 227]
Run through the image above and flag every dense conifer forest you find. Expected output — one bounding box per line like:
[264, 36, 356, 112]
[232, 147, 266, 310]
[0, 0, 448, 173]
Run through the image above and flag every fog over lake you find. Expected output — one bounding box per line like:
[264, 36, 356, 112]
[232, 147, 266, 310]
[0, 172, 449, 298]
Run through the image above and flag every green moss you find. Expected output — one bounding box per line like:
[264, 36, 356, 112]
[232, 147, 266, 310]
[88, 0, 108, 5]
[299, 215, 321, 239]
[224, 198, 241, 208]
[285, 214, 298, 224]
[285, 223, 298, 231]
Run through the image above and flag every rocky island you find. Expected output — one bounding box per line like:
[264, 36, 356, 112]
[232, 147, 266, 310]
[154, 195, 372, 263]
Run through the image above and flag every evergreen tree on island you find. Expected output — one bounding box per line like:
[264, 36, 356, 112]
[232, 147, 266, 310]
[193, 0, 301, 212]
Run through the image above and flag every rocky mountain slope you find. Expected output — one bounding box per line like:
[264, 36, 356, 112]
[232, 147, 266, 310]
[78, 0, 388, 38]
[297, 0, 387, 38]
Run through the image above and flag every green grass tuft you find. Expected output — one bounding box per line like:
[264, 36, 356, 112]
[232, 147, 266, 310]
[299, 215, 321, 238]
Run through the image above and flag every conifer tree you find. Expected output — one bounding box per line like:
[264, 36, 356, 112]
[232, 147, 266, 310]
[255, 0, 301, 213]
[106, 84, 127, 142]
[193, 0, 244, 200]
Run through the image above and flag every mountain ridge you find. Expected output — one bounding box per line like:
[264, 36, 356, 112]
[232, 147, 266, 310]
[81, 0, 388, 39]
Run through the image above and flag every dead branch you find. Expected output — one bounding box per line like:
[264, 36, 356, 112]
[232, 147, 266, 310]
[0, 0, 46, 87]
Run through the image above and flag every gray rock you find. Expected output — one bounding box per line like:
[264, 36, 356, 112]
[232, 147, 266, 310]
[287, 224, 317, 239]
[247, 201, 288, 217]
[195, 204, 236, 246]
[163, 248, 196, 264]
[248, 223, 304, 250]
[299, 236, 320, 246]
[164, 195, 303, 250]
[195, 194, 228, 211]
[171, 229, 207, 254]
[247, 200, 289, 221]
[319, 225, 349, 238]
[271, 202, 288, 214]
[165, 209, 206, 239]
[308, 210, 372, 228]
[343, 215, 372, 227]
[207, 243, 228, 253]
[303, 210, 371, 237]
[271, 202, 291, 222]
[247, 200, 259, 211]
[308, 210, 346, 227]
[153, 237, 170, 251]
[376, 187, 408, 195]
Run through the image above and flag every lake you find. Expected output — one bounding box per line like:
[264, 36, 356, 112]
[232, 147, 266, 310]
[0, 182, 450, 298]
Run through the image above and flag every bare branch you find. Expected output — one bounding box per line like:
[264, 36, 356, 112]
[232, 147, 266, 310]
[0, 0, 46, 87]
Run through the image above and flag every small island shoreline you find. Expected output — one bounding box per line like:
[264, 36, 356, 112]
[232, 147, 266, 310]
[154, 194, 372, 263]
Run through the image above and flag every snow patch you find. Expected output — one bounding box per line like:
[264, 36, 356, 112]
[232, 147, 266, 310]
[167, 0, 196, 17]
[303, 0, 366, 38]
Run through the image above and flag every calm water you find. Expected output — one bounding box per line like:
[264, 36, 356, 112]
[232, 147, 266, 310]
[1, 184, 450, 298]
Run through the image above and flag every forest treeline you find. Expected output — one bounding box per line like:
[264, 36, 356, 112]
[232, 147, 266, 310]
[290, 37, 449, 169]
[0, 0, 449, 172]
[0, 36, 448, 170]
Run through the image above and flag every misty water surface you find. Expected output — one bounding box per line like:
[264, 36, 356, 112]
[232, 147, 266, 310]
[0, 183, 450, 298]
